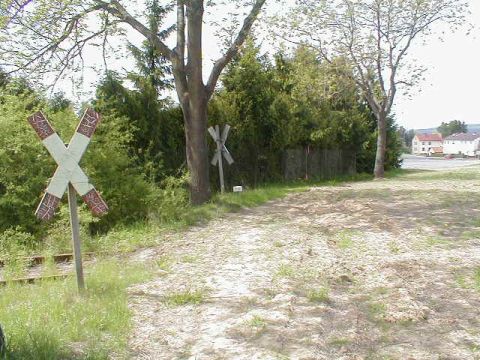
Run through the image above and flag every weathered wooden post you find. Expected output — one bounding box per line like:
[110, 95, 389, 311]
[0, 323, 5, 356]
[28, 109, 108, 292]
[208, 125, 234, 193]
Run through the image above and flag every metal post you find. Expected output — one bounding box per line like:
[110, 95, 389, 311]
[216, 125, 225, 193]
[67, 182, 85, 292]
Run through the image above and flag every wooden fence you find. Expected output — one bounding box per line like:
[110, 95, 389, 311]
[283, 147, 356, 181]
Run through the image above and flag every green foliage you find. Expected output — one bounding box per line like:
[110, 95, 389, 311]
[437, 120, 468, 137]
[356, 115, 403, 173]
[0, 77, 159, 242]
[210, 41, 402, 185]
[93, 72, 185, 183]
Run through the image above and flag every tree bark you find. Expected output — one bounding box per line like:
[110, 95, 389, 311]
[374, 113, 387, 178]
[176, 1, 211, 205]
[182, 99, 211, 204]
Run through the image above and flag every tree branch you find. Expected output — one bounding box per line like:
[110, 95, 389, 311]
[205, 0, 266, 99]
[94, 0, 175, 61]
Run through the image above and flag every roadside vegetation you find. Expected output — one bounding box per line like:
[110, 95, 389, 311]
[0, 260, 153, 359]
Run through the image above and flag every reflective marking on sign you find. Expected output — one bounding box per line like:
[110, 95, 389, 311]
[82, 189, 109, 216]
[28, 112, 54, 140]
[76, 108, 101, 138]
[36, 192, 61, 221]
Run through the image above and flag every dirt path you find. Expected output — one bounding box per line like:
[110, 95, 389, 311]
[127, 170, 480, 360]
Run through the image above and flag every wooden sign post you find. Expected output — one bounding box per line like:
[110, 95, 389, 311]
[28, 109, 108, 291]
[208, 125, 234, 193]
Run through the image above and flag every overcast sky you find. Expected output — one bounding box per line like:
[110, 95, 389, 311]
[62, 0, 480, 131]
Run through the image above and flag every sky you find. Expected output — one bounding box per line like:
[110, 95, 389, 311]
[58, 0, 480, 131]
[392, 1, 480, 130]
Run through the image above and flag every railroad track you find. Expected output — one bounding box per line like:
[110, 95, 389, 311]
[0, 252, 95, 286]
[0, 252, 95, 268]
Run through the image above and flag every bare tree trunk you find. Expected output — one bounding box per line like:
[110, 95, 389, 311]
[182, 99, 211, 205]
[175, 1, 211, 205]
[374, 113, 387, 178]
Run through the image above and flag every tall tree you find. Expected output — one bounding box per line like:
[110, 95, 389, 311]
[280, 0, 468, 178]
[437, 120, 468, 137]
[0, 0, 268, 204]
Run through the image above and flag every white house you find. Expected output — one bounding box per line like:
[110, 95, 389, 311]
[443, 133, 480, 157]
[412, 133, 443, 155]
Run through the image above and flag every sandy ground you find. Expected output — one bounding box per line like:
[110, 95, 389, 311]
[127, 169, 480, 360]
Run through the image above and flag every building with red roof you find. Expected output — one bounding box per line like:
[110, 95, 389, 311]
[412, 133, 443, 155]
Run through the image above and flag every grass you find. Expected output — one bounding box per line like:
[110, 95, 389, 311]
[368, 301, 387, 323]
[307, 287, 330, 303]
[473, 267, 480, 292]
[162, 289, 206, 306]
[424, 235, 451, 248]
[328, 337, 351, 347]
[0, 259, 152, 359]
[247, 315, 267, 330]
[276, 264, 295, 278]
[335, 230, 356, 249]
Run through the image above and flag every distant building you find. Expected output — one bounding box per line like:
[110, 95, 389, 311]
[443, 133, 480, 157]
[412, 133, 443, 155]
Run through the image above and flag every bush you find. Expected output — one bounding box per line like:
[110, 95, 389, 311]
[0, 82, 160, 242]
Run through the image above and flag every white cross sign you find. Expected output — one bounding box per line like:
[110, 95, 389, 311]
[208, 124, 234, 193]
[209, 125, 234, 166]
[28, 109, 108, 221]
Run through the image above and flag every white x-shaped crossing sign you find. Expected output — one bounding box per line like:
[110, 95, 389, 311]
[208, 125, 234, 167]
[208, 124, 234, 193]
[28, 109, 108, 221]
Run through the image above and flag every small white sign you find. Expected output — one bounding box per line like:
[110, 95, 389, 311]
[233, 186, 243, 192]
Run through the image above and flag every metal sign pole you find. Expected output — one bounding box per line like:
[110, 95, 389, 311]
[67, 183, 85, 292]
[215, 125, 225, 193]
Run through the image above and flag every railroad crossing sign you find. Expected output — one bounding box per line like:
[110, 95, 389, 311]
[28, 108, 108, 291]
[208, 124, 234, 193]
[28, 109, 108, 220]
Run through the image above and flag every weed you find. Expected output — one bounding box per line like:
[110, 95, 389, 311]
[474, 268, 480, 291]
[335, 230, 355, 249]
[388, 241, 400, 254]
[247, 315, 267, 329]
[307, 287, 330, 303]
[328, 337, 350, 347]
[368, 302, 387, 322]
[276, 264, 295, 278]
[181, 255, 199, 263]
[424, 236, 450, 248]
[163, 290, 205, 306]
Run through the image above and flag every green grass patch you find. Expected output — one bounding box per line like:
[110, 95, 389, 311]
[162, 290, 206, 306]
[368, 301, 387, 323]
[474, 268, 480, 291]
[276, 264, 295, 278]
[307, 287, 330, 303]
[246, 315, 267, 329]
[0, 259, 152, 359]
[335, 230, 356, 249]
[328, 337, 350, 347]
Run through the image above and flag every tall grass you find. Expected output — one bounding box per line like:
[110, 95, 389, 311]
[0, 259, 152, 359]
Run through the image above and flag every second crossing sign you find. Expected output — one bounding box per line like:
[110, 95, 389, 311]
[208, 125, 234, 193]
